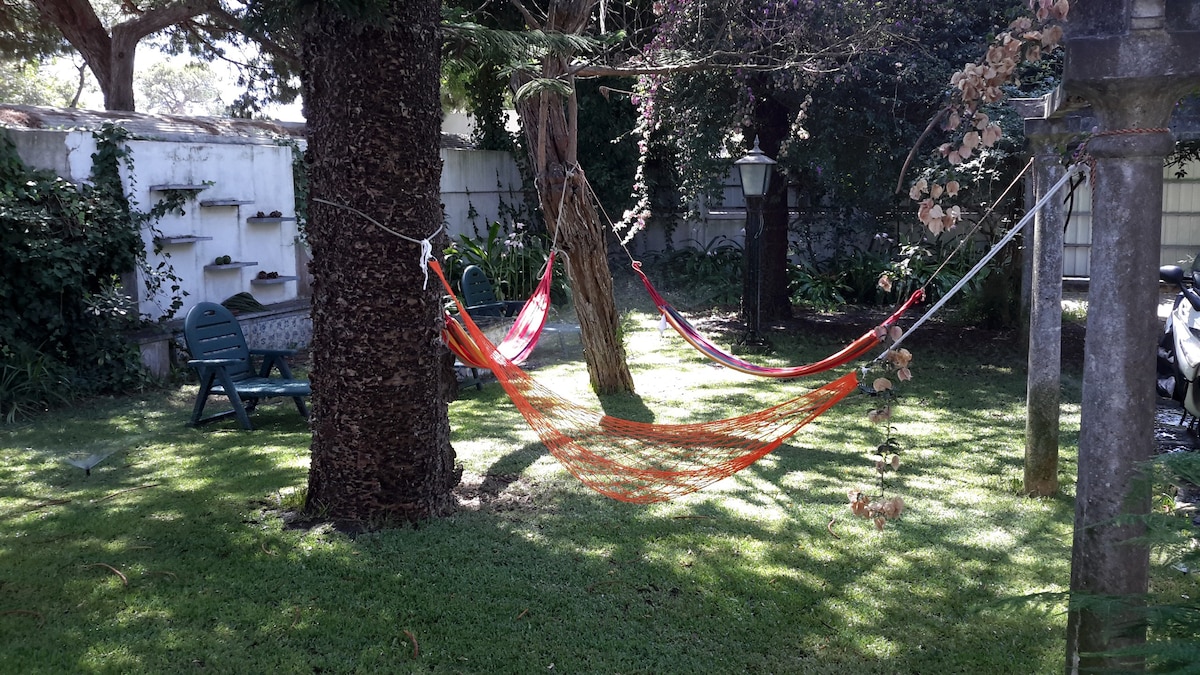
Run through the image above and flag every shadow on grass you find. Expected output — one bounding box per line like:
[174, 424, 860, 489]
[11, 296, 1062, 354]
[0, 324, 1078, 673]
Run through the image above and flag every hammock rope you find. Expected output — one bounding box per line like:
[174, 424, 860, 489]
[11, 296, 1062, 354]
[883, 163, 1082, 356]
[431, 257, 859, 504]
[633, 260, 924, 377]
[576, 170, 929, 378]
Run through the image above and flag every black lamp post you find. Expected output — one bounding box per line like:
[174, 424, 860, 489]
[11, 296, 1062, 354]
[734, 136, 776, 347]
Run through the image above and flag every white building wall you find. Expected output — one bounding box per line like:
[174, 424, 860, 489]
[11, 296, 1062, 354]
[124, 140, 301, 320]
[1064, 159, 1200, 276]
[5, 125, 302, 321]
[439, 148, 525, 241]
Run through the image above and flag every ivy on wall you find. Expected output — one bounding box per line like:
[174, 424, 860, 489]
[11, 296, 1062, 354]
[0, 123, 190, 419]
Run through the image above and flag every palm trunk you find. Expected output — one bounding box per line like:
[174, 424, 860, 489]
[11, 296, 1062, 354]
[513, 59, 635, 395]
[301, 0, 459, 527]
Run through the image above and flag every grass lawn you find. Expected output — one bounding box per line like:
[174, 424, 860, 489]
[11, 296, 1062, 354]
[0, 305, 1086, 673]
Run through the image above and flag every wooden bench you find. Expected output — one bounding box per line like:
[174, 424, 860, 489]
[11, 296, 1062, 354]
[183, 302, 310, 430]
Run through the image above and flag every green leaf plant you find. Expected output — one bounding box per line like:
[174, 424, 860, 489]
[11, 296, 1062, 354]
[0, 123, 193, 420]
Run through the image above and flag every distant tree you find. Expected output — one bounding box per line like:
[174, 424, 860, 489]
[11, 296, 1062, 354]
[0, 58, 85, 106]
[137, 60, 223, 115]
[1, 0, 298, 112]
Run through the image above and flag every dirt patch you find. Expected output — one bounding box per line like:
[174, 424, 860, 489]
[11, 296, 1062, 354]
[454, 472, 539, 513]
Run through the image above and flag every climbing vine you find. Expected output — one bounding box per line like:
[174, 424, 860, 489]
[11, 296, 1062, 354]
[92, 124, 192, 321]
[0, 123, 192, 419]
[275, 135, 309, 237]
[849, 335, 912, 530]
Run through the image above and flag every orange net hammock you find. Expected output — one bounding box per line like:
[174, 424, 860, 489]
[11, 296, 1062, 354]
[432, 259, 861, 504]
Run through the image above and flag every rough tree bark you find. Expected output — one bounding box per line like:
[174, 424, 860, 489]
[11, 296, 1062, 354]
[30, 0, 215, 111]
[511, 0, 635, 395]
[301, 0, 459, 527]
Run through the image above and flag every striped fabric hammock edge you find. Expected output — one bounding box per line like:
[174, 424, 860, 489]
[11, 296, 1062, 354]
[442, 251, 556, 368]
[630, 261, 924, 378]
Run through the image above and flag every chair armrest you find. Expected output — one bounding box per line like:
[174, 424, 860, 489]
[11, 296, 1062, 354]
[249, 348, 298, 357]
[188, 358, 241, 368]
[249, 350, 298, 379]
[187, 358, 242, 381]
[465, 301, 507, 316]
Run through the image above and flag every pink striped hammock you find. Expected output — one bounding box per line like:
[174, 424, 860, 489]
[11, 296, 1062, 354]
[443, 252, 556, 368]
[631, 261, 924, 378]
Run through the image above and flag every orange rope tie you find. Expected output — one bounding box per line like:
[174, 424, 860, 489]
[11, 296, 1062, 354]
[1075, 127, 1173, 187]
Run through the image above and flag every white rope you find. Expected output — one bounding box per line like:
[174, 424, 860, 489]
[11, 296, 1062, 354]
[419, 238, 434, 289]
[879, 163, 1083, 358]
[311, 197, 444, 284]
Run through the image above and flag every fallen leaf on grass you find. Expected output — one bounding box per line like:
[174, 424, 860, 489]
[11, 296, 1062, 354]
[83, 563, 128, 587]
[403, 629, 419, 658]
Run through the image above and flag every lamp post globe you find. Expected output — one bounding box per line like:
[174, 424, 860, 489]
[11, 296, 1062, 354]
[735, 136, 776, 198]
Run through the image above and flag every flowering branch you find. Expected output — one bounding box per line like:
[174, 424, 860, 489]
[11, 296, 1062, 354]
[904, 0, 1070, 234]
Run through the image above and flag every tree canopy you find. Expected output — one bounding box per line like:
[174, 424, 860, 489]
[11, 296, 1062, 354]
[1, 0, 299, 111]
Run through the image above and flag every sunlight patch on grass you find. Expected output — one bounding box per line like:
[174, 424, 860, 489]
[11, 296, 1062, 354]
[0, 308, 1102, 673]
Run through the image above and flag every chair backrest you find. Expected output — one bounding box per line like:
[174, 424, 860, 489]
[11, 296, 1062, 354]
[184, 302, 253, 381]
[462, 265, 502, 316]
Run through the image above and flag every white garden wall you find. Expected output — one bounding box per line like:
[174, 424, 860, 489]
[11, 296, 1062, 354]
[0, 105, 526, 324]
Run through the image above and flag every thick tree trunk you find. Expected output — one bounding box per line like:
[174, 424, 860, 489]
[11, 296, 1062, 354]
[512, 55, 635, 394]
[30, 0, 215, 111]
[105, 28, 139, 111]
[301, 0, 459, 527]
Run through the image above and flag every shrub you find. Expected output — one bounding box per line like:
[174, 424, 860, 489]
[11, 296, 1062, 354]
[640, 236, 744, 307]
[444, 220, 570, 307]
[0, 124, 182, 410]
[0, 345, 73, 423]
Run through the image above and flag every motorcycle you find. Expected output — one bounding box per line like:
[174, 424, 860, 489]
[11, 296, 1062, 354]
[1157, 255, 1200, 425]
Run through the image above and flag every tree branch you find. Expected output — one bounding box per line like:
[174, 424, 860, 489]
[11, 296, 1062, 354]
[572, 56, 843, 79]
[895, 106, 950, 194]
[30, 0, 112, 87]
[112, 0, 217, 43]
[508, 0, 542, 30]
[203, 5, 301, 70]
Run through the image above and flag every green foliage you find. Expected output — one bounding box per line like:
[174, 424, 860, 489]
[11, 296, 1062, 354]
[275, 136, 308, 236]
[641, 236, 744, 307]
[0, 345, 72, 423]
[0, 58, 81, 107]
[788, 259, 850, 312]
[136, 60, 223, 116]
[0, 124, 189, 418]
[575, 78, 639, 222]
[1085, 450, 1200, 672]
[444, 220, 569, 307]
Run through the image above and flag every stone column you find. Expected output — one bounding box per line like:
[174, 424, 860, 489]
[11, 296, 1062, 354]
[1023, 129, 1067, 497]
[1061, 1, 1200, 667]
[1066, 113, 1176, 674]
